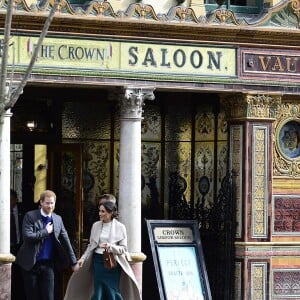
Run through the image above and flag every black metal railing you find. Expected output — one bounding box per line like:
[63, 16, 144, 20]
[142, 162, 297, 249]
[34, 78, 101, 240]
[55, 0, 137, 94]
[168, 171, 236, 299]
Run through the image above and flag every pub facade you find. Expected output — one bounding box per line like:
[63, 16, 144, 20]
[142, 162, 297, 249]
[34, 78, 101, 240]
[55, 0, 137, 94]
[1, 0, 300, 299]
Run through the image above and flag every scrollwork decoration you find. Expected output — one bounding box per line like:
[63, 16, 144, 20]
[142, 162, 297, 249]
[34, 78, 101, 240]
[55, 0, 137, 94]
[221, 94, 281, 120]
[273, 103, 300, 177]
[291, 0, 300, 27]
[120, 87, 155, 119]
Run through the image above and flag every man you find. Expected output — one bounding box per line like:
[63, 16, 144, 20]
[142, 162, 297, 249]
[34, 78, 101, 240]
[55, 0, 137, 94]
[16, 190, 79, 300]
[10, 189, 24, 300]
[10, 189, 23, 256]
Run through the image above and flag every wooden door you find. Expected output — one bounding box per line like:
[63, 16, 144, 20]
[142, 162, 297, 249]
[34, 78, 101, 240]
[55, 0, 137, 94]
[47, 143, 83, 299]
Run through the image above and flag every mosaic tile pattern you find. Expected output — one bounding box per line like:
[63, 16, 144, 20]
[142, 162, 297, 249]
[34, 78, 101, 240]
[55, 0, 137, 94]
[251, 263, 267, 300]
[273, 270, 300, 298]
[229, 125, 243, 238]
[252, 126, 268, 238]
[274, 196, 300, 233]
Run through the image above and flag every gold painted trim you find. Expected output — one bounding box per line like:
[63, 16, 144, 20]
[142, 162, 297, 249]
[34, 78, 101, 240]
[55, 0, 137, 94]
[0, 253, 15, 263]
[2, 0, 300, 29]
[129, 252, 147, 263]
[236, 242, 300, 246]
[273, 178, 300, 191]
[273, 102, 300, 177]
[221, 93, 281, 120]
[275, 117, 300, 161]
[0, 0, 299, 49]
[272, 257, 300, 264]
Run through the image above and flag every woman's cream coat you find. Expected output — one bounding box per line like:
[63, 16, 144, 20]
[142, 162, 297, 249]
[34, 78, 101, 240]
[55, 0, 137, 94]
[64, 219, 141, 300]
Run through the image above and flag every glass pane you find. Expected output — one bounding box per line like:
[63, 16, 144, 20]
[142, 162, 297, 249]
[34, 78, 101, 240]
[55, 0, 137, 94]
[10, 144, 23, 202]
[62, 101, 111, 139]
[230, 0, 257, 6]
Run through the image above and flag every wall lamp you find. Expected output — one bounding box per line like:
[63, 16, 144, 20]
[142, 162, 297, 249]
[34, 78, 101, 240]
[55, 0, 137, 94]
[26, 120, 37, 131]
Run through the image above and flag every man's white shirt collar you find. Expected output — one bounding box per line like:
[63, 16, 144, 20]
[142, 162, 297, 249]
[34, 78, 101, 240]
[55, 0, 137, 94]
[40, 209, 52, 218]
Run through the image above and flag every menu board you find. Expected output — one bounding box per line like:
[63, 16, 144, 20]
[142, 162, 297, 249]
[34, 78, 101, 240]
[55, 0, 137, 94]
[146, 220, 211, 300]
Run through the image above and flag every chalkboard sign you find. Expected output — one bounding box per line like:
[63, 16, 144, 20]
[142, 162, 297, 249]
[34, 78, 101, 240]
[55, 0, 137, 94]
[146, 219, 212, 300]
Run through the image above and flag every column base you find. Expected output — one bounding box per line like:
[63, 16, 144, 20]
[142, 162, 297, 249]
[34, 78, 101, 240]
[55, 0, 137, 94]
[0, 254, 15, 300]
[128, 252, 147, 294]
[129, 252, 147, 263]
[0, 253, 15, 264]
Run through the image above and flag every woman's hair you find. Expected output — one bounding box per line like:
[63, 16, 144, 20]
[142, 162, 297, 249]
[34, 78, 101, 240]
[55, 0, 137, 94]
[98, 193, 116, 206]
[100, 200, 118, 219]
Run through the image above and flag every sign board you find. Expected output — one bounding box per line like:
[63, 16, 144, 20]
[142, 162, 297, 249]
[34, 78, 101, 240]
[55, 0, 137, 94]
[146, 219, 212, 300]
[241, 48, 300, 82]
[3, 35, 236, 80]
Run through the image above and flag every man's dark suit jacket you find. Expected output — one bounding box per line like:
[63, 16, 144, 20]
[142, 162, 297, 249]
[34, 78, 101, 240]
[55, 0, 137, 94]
[10, 202, 24, 256]
[16, 209, 77, 271]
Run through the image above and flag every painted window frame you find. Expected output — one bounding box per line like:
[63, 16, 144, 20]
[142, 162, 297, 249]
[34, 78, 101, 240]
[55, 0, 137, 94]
[205, 0, 263, 14]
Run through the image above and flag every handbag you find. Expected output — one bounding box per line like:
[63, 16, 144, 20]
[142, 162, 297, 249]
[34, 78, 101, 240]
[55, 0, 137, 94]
[103, 249, 117, 269]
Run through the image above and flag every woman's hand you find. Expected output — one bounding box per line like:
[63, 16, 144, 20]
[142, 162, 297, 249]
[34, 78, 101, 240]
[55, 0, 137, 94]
[100, 243, 110, 250]
[77, 258, 85, 268]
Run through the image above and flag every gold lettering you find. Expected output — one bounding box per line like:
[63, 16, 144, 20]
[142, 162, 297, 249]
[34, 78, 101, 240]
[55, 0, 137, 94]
[258, 56, 271, 71]
[286, 57, 298, 72]
[271, 57, 284, 71]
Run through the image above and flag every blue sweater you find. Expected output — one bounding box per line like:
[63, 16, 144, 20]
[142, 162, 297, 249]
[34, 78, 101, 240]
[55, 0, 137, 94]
[36, 215, 54, 262]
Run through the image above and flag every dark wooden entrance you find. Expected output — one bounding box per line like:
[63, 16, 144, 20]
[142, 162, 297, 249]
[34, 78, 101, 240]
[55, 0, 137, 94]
[47, 143, 83, 299]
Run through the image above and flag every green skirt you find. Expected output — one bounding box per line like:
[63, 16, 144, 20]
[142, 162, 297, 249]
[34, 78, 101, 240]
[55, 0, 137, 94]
[91, 253, 123, 300]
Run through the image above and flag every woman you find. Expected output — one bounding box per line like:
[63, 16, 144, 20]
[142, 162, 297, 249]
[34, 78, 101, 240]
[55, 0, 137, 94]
[64, 201, 141, 300]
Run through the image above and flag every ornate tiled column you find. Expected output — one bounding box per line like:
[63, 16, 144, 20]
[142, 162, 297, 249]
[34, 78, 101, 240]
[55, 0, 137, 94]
[221, 93, 281, 300]
[0, 109, 14, 299]
[118, 87, 155, 293]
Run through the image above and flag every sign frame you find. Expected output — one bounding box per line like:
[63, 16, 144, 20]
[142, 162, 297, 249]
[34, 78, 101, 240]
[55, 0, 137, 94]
[146, 219, 212, 300]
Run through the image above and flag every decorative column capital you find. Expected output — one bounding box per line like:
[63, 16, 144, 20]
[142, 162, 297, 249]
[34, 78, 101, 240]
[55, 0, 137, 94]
[120, 87, 155, 119]
[220, 93, 282, 120]
[0, 109, 12, 128]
